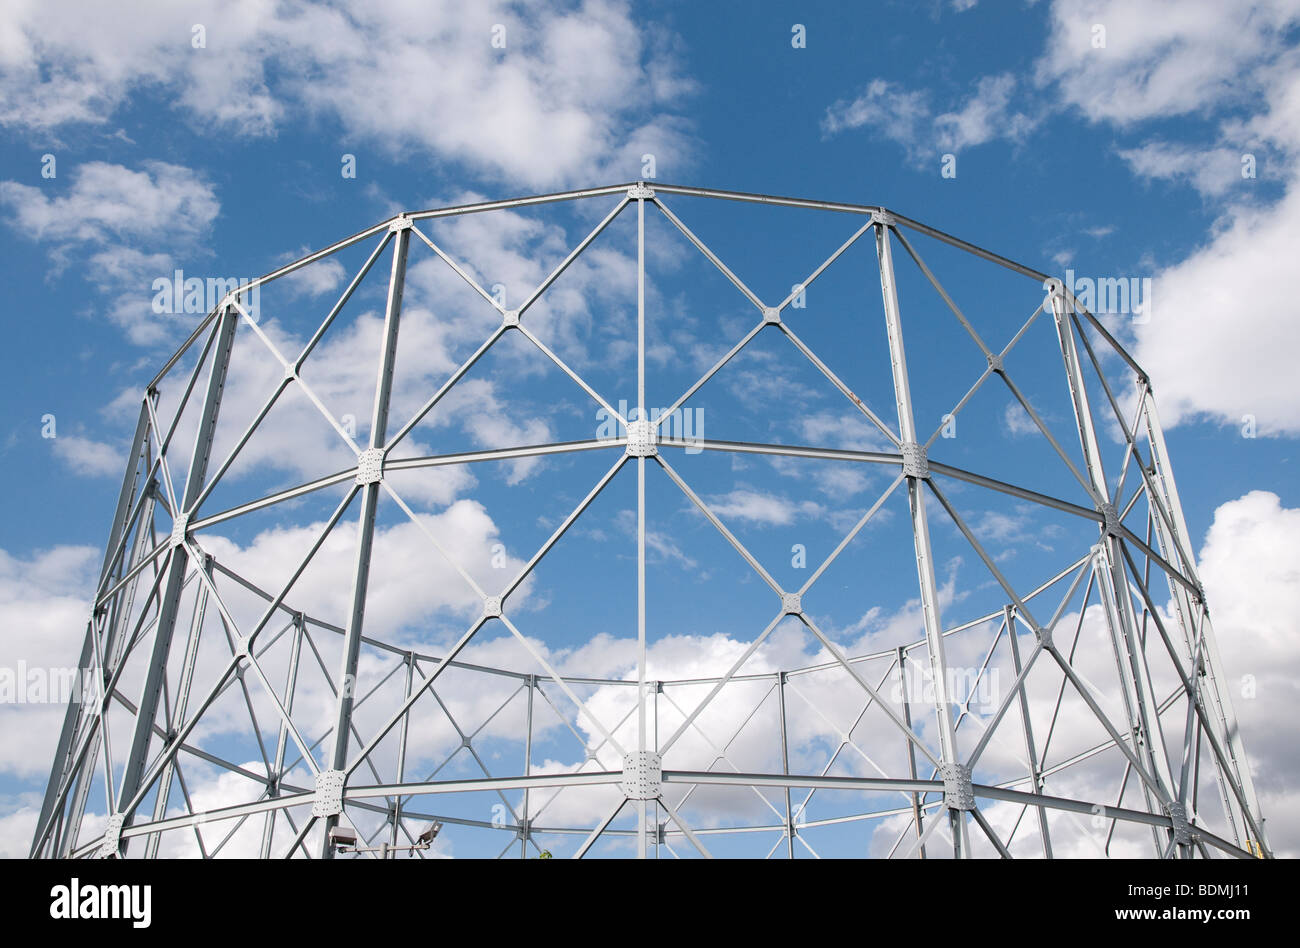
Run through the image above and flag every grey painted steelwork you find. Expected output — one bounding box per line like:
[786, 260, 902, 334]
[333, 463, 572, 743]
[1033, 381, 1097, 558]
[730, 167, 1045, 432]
[31, 183, 1269, 860]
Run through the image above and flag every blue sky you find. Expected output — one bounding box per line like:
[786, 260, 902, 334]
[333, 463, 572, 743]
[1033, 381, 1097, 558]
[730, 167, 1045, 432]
[1, 0, 1298, 859]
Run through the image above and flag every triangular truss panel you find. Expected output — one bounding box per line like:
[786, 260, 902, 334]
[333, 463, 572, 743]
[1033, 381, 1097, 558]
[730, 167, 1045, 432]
[32, 184, 1269, 860]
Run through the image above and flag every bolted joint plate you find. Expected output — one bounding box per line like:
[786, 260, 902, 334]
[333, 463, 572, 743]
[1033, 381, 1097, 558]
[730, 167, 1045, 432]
[628, 183, 655, 200]
[626, 419, 657, 457]
[762, 306, 781, 325]
[781, 592, 802, 615]
[901, 441, 929, 479]
[1099, 502, 1121, 536]
[1165, 801, 1193, 846]
[502, 309, 519, 327]
[389, 215, 412, 233]
[96, 813, 125, 859]
[483, 595, 502, 619]
[170, 513, 190, 548]
[356, 448, 385, 485]
[941, 762, 975, 811]
[312, 768, 346, 818]
[621, 751, 662, 800]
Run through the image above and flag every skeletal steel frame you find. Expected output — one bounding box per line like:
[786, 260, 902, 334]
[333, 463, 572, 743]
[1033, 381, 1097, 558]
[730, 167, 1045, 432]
[31, 182, 1269, 859]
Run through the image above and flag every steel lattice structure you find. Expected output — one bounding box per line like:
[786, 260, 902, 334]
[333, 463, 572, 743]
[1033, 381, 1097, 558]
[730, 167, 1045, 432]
[31, 182, 1270, 860]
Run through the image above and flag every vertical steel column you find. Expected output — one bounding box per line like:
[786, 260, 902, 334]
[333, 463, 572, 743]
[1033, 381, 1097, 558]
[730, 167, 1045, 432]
[1142, 390, 1268, 853]
[144, 554, 213, 858]
[896, 647, 926, 858]
[653, 680, 660, 860]
[261, 613, 305, 859]
[32, 401, 152, 856]
[322, 222, 410, 857]
[875, 222, 969, 857]
[390, 650, 414, 853]
[635, 187, 650, 859]
[117, 306, 239, 844]
[522, 674, 535, 859]
[777, 672, 794, 858]
[1005, 607, 1053, 857]
[99, 399, 160, 671]
[1048, 290, 1178, 838]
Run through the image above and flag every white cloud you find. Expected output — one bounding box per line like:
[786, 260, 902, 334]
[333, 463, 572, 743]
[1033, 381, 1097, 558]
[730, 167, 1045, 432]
[0, 802, 38, 859]
[703, 488, 825, 527]
[0, 0, 694, 188]
[822, 3, 1300, 440]
[798, 410, 891, 452]
[0, 161, 217, 245]
[0, 161, 220, 345]
[822, 74, 1036, 163]
[1134, 172, 1300, 433]
[822, 79, 931, 145]
[279, 254, 345, 299]
[934, 74, 1033, 152]
[50, 434, 122, 477]
[1117, 142, 1250, 197]
[1198, 490, 1300, 857]
[1003, 401, 1038, 436]
[1036, 0, 1300, 125]
[0, 545, 97, 781]
[197, 499, 531, 641]
[0, 3, 692, 353]
[1033, 0, 1300, 435]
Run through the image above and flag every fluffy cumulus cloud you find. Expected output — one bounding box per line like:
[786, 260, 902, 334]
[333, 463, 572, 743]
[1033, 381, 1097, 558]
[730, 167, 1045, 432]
[50, 434, 122, 478]
[0, 0, 694, 188]
[1197, 490, 1300, 857]
[1038, 0, 1300, 434]
[0, 161, 218, 245]
[0, 545, 97, 857]
[1134, 183, 1300, 433]
[0, 1, 693, 352]
[1034, 0, 1300, 126]
[197, 499, 533, 640]
[0, 545, 98, 780]
[0, 161, 221, 345]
